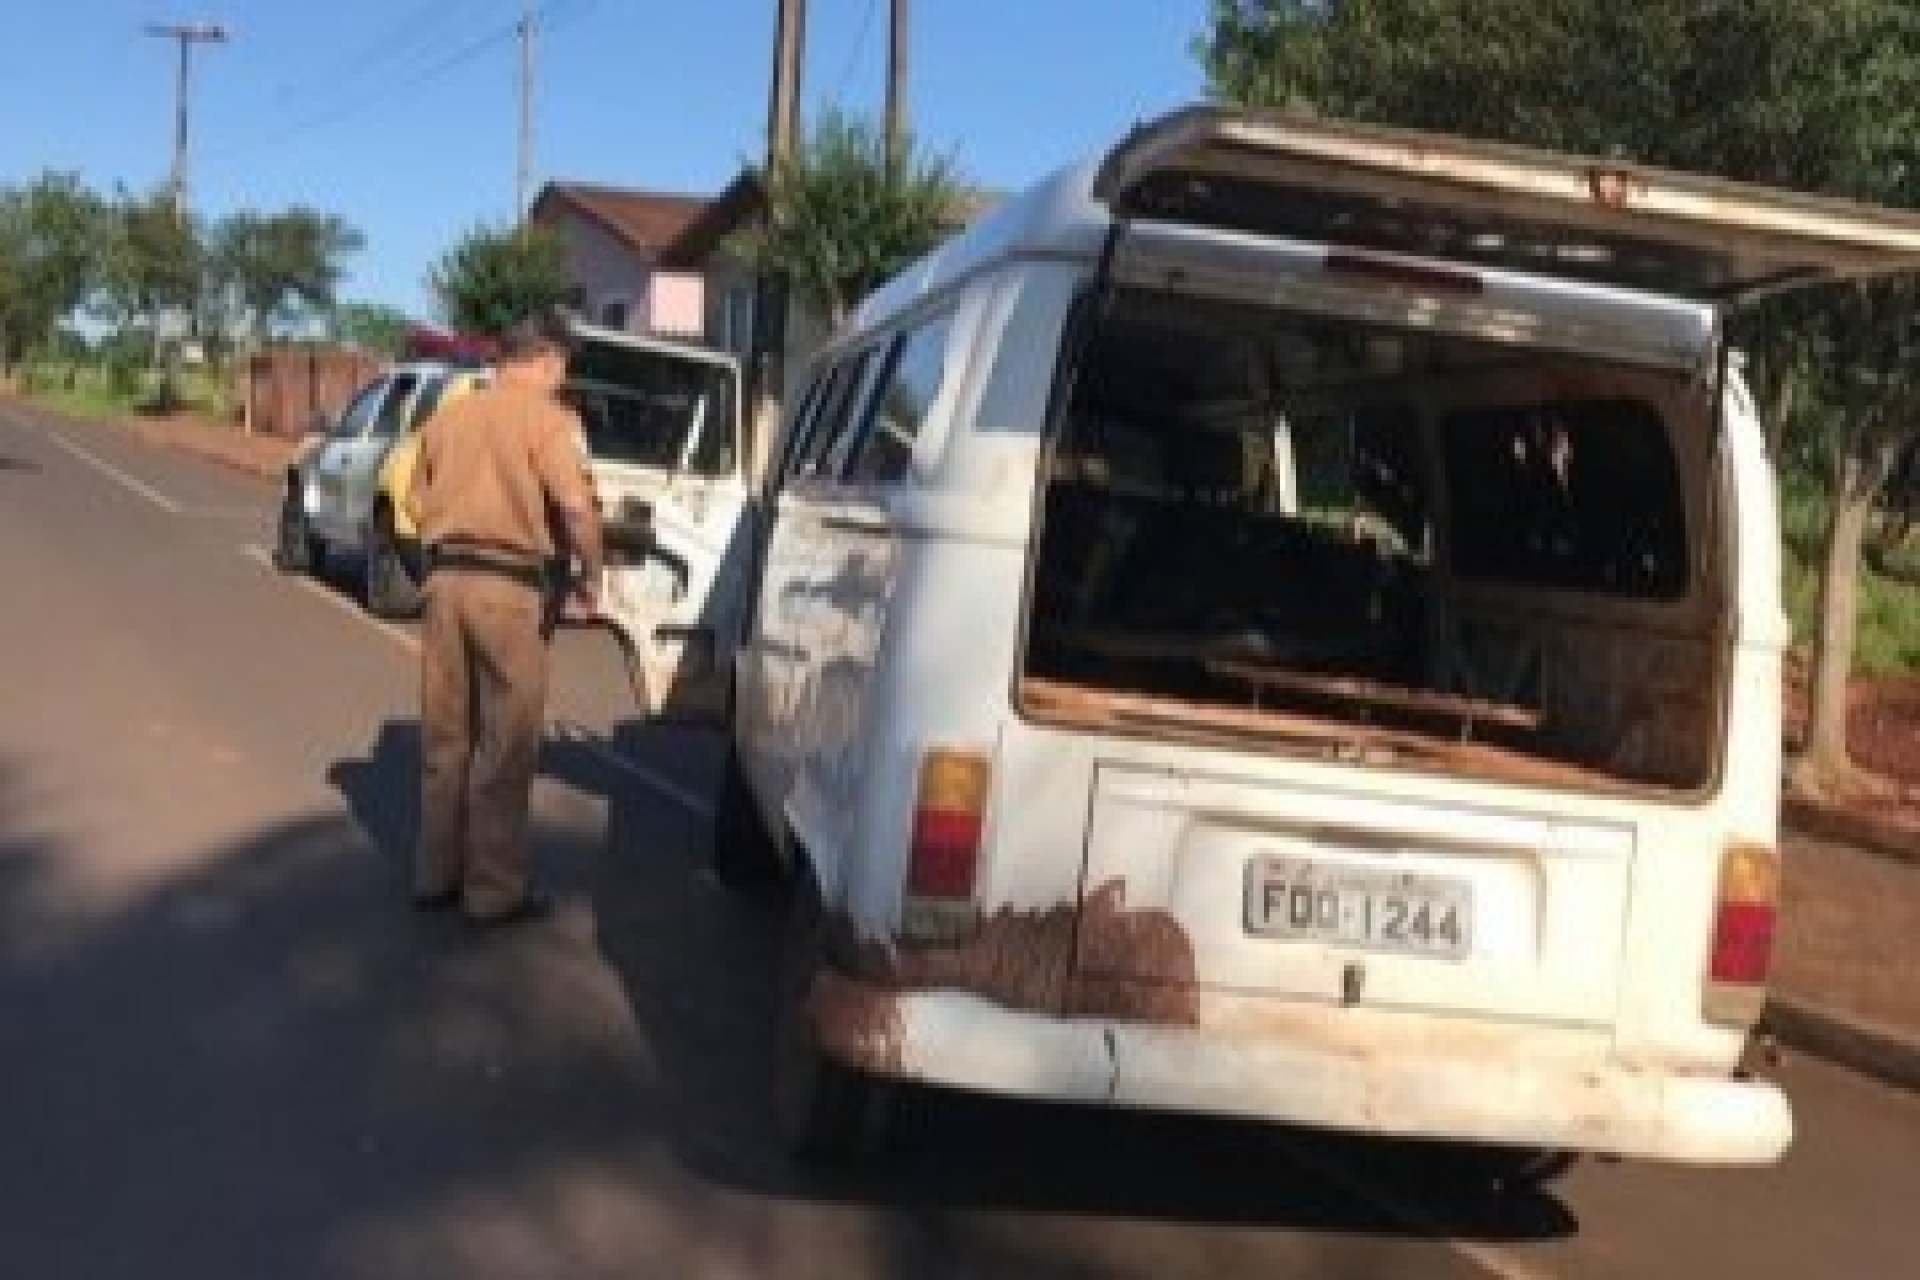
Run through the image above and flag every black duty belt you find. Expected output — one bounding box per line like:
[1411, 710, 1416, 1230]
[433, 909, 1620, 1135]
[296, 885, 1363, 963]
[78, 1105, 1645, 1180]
[429, 545, 549, 590]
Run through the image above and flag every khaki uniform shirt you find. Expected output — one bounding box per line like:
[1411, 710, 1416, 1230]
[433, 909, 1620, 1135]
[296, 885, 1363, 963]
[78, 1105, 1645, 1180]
[410, 382, 594, 562]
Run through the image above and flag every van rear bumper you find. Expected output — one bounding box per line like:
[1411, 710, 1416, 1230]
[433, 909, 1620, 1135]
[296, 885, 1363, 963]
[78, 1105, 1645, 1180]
[813, 980, 1792, 1166]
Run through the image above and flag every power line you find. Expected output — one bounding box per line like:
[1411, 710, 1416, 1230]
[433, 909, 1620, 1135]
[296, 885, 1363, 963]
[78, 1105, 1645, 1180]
[265, 0, 467, 113]
[825, 0, 881, 111]
[217, 0, 594, 164]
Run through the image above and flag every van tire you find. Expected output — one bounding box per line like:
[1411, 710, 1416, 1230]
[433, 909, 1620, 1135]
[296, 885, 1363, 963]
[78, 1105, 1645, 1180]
[365, 505, 424, 619]
[712, 747, 784, 893]
[775, 871, 891, 1162]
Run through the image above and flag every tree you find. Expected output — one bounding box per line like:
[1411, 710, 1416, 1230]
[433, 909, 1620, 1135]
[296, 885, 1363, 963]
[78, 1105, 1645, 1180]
[0, 189, 27, 372]
[1790, 285, 1920, 776]
[738, 109, 971, 326]
[1200, 0, 1920, 786]
[332, 301, 413, 356]
[96, 189, 205, 409]
[212, 208, 364, 343]
[0, 173, 108, 370]
[98, 189, 203, 351]
[428, 224, 572, 337]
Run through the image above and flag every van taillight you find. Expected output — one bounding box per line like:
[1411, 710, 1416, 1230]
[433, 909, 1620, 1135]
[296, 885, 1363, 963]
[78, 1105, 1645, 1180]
[903, 749, 990, 941]
[1704, 842, 1780, 1025]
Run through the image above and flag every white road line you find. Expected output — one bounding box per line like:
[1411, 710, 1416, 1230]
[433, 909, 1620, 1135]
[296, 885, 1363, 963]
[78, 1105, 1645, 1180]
[1273, 1139, 1556, 1280]
[178, 506, 274, 519]
[240, 544, 421, 653]
[40, 429, 182, 513]
[550, 719, 716, 819]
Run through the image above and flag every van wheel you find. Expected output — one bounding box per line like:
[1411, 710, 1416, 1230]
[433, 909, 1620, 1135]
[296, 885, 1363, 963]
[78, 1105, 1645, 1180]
[775, 872, 891, 1161]
[712, 747, 784, 893]
[365, 506, 423, 619]
[274, 482, 321, 573]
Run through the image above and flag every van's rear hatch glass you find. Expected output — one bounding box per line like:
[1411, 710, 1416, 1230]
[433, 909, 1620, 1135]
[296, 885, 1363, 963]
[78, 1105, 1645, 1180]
[1023, 289, 1722, 796]
[1095, 107, 1920, 302]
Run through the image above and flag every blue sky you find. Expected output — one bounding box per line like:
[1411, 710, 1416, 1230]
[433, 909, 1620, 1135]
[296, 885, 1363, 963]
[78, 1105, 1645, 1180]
[3, 1, 1212, 318]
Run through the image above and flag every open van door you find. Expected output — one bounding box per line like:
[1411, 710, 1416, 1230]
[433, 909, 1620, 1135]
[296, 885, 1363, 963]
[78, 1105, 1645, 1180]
[1094, 107, 1920, 307]
[567, 326, 753, 723]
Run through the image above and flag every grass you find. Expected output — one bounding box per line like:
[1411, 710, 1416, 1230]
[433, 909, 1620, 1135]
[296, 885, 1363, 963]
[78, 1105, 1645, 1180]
[15, 360, 235, 423]
[1781, 469, 1920, 678]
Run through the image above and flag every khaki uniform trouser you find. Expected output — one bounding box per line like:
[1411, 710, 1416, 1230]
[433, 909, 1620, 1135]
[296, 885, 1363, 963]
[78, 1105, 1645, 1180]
[415, 568, 551, 917]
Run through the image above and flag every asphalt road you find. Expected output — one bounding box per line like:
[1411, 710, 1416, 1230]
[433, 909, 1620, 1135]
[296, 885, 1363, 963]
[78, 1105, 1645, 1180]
[2, 399, 1917, 1280]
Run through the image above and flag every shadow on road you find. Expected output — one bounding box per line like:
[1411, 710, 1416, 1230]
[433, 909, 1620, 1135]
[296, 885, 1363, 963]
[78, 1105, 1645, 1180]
[578, 723, 1581, 1251]
[0, 723, 1576, 1280]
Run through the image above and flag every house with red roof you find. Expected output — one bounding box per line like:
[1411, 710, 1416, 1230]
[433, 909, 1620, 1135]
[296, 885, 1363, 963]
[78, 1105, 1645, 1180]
[530, 176, 761, 353]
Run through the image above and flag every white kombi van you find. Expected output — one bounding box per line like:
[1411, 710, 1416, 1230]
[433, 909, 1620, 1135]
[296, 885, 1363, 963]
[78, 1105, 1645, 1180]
[677, 108, 1920, 1166]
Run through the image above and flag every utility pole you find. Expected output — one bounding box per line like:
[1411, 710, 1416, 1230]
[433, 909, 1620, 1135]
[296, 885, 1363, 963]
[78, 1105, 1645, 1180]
[144, 21, 228, 223]
[517, 1, 534, 229]
[885, 0, 908, 175]
[753, 0, 806, 482]
[767, 0, 805, 173]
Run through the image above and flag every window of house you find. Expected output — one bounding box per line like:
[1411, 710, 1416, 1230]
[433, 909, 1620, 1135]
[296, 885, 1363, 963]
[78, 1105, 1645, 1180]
[722, 284, 756, 356]
[845, 311, 955, 487]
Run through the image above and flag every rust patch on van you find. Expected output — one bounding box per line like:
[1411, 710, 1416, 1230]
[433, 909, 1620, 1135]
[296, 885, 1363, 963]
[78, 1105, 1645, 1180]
[807, 969, 906, 1076]
[885, 901, 1081, 1012]
[819, 879, 1201, 1033]
[1066, 881, 1200, 1024]
[1587, 168, 1646, 208]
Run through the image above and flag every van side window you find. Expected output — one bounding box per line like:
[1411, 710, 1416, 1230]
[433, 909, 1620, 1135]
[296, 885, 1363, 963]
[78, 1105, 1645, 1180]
[802, 346, 893, 485]
[773, 368, 835, 489]
[846, 311, 955, 486]
[787, 349, 877, 485]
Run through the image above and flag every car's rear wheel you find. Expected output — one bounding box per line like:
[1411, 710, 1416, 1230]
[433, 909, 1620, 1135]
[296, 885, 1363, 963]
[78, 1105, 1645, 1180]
[775, 871, 892, 1161]
[273, 481, 321, 573]
[364, 505, 423, 618]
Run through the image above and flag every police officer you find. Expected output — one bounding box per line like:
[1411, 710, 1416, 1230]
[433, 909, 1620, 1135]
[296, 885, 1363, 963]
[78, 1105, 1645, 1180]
[406, 308, 603, 924]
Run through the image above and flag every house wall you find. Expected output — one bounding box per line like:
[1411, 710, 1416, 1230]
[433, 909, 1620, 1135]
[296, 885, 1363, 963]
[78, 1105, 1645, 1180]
[780, 295, 835, 401]
[700, 256, 760, 360]
[543, 209, 649, 332]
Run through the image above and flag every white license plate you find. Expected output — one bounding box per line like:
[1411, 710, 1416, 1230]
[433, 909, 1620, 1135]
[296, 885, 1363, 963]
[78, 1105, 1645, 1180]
[1244, 856, 1473, 960]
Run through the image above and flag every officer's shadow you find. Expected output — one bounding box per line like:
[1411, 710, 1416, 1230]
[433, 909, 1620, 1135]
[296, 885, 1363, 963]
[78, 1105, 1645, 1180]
[325, 718, 649, 897]
[325, 713, 781, 1189]
[325, 720, 1579, 1244]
